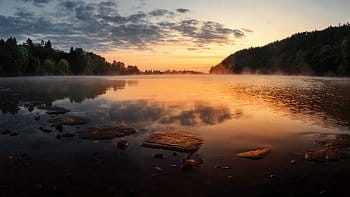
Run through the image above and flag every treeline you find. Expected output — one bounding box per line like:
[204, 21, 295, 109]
[143, 69, 204, 75]
[210, 24, 350, 76]
[0, 37, 140, 76]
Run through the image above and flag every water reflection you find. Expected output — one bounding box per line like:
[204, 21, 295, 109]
[0, 77, 126, 114]
[227, 77, 350, 128]
[0, 75, 350, 196]
[58, 99, 236, 128]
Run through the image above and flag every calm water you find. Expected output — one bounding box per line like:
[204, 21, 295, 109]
[0, 75, 350, 196]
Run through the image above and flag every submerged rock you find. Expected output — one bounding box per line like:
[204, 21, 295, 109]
[62, 133, 75, 137]
[182, 159, 198, 171]
[1, 130, 11, 135]
[39, 127, 52, 133]
[153, 153, 165, 159]
[305, 134, 350, 162]
[236, 147, 271, 160]
[39, 106, 70, 115]
[48, 117, 89, 126]
[55, 125, 63, 132]
[8, 153, 31, 168]
[153, 166, 163, 173]
[142, 131, 204, 153]
[117, 140, 129, 149]
[10, 132, 19, 136]
[80, 125, 137, 140]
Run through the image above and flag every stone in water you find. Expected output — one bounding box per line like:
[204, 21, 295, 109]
[236, 147, 271, 160]
[142, 131, 203, 153]
[80, 125, 138, 140]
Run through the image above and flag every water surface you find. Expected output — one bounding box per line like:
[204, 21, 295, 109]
[0, 75, 350, 196]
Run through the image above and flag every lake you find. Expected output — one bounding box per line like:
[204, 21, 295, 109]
[0, 75, 350, 196]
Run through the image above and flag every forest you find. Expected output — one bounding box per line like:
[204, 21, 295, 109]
[209, 24, 350, 76]
[0, 38, 140, 76]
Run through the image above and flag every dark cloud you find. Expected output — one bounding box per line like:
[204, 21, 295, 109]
[14, 8, 35, 19]
[176, 8, 190, 13]
[18, 0, 53, 6]
[58, 0, 84, 11]
[173, 20, 243, 44]
[1, 0, 244, 51]
[148, 9, 174, 17]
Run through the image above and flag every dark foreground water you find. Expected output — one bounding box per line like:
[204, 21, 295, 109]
[0, 75, 350, 197]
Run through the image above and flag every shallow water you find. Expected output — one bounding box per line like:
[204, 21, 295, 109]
[0, 75, 350, 196]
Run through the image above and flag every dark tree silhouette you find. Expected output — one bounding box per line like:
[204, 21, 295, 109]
[210, 24, 350, 76]
[0, 38, 141, 76]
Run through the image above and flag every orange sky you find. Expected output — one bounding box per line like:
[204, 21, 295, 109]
[2, 0, 348, 72]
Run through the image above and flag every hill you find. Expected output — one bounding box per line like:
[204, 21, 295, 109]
[209, 24, 350, 76]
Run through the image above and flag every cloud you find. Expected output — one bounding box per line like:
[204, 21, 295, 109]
[0, 0, 245, 51]
[242, 28, 253, 33]
[148, 9, 174, 17]
[176, 8, 190, 13]
[17, 0, 53, 6]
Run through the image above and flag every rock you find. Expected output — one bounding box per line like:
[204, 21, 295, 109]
[305, 134, 350, 162]
[62, 133, 75, 137]
[236, 147, 271, 160]
[182, 159, 197, 171]
[39, 106, 70, 115]
[39, 127, 52, 133]
[320, 190, 329, 195]
[34, 116, 40, 121]
[8, 153, 30, 167]
[48, 117, 89, 126]
[153, 166, 163, 173]
[153, 153, 165, 159]
[79, 125, 137, 140]
[10, 132, 19, 136]
[1, 130, 11, 135]
[34, 184, 42, 191]
[151, 174, 158, 178]
[185, 153, 193, 158]
[55, 125, 63, 132]
[117, 140, 129, 149]
[305, 147, 347, 162]
[142, 131, 204, 153]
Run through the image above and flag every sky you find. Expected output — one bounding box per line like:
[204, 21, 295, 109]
[0, 0, 350, 72]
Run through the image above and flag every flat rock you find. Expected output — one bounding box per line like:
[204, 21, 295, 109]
[142, 131, 203, 153]
[305, 134, 350, 162]
[79, 125, 138, 140]
[236, 147, 271, 160]
[48, 117, 89, 126]
[40, 106, 70, 115]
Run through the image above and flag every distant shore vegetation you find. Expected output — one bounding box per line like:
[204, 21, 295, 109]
[0, 37, 143, 76]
